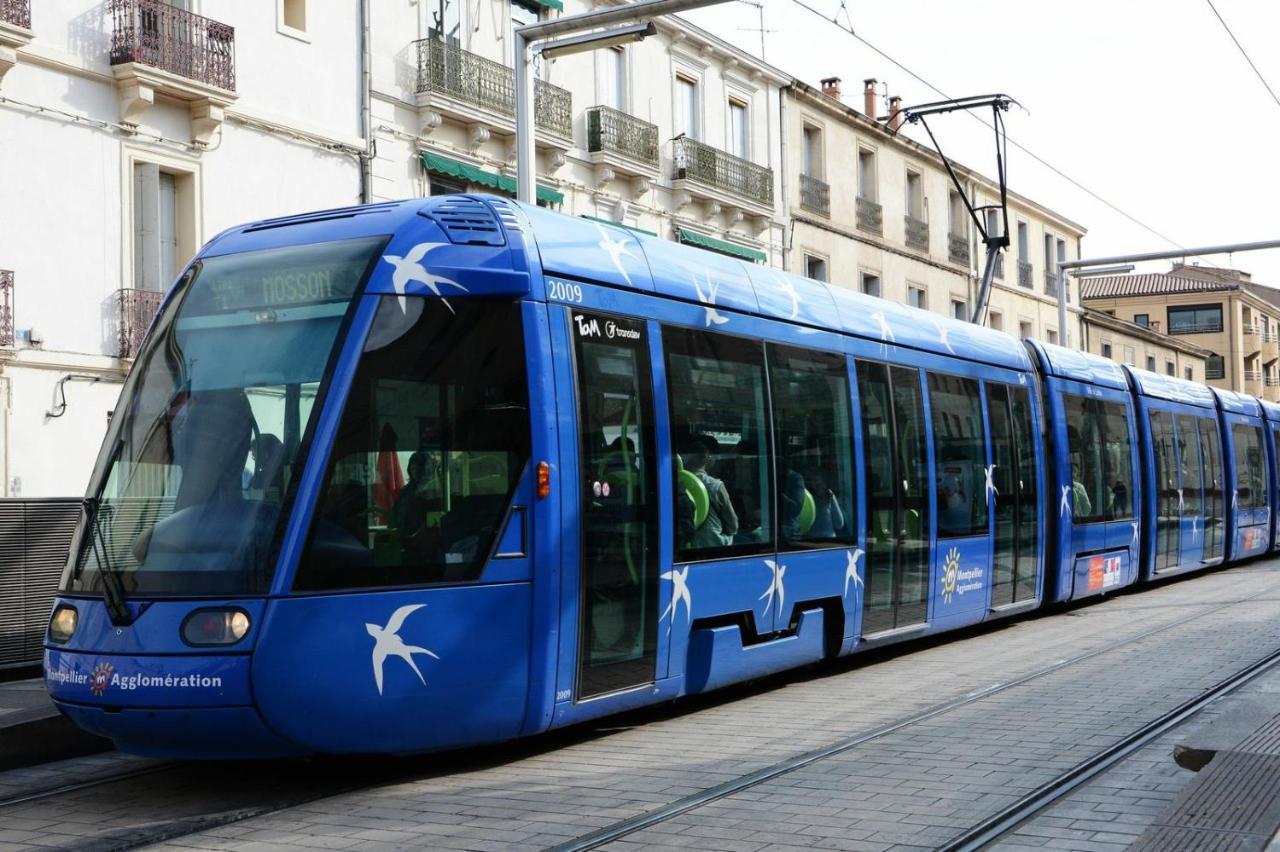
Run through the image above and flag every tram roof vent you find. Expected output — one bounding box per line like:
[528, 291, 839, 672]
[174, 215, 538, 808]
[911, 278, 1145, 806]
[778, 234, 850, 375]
[424, 197, 508, 247]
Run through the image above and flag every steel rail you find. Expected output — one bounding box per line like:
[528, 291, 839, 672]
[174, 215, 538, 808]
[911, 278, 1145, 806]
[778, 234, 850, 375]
[939, 643, 1280, 851]
[0, 761, 175, 808]
[549, 595, 1250, 852]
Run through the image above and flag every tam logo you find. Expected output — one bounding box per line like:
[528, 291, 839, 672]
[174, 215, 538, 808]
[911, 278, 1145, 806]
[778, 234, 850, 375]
[574, 315, 601, 338]
[90, 662, 114, 696]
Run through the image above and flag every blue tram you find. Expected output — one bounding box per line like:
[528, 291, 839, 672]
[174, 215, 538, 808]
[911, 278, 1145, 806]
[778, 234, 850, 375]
[42, 195, 1277, 758]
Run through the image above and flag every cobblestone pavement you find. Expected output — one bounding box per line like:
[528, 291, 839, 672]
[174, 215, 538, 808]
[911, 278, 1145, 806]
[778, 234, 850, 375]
[4, 562, 1279, 852]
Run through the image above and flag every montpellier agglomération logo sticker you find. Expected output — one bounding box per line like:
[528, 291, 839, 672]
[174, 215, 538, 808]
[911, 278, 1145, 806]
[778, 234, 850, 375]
[90, 661, 114, 696]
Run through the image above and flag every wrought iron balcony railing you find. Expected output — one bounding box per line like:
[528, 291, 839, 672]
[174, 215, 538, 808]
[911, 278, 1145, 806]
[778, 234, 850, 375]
[1266, 376, 1280, 387]
[1244, 369, 1263, 382]
[108, 0, 235, 91]
[586, 105, 658, 168]
[904, 215, 929, 251]
[1264, 329, 1279, 343]
[1044, 272, 1060, 297]
[0, 270, 13, 348]
[415, 38, 572, 139]
[118, 288, 164, 359]
[672, 136, 773, 207]
[949, 232, 970, 266]
[856, 196, 882, 235]
[1017, 259, 1032, 288]
[1206, 364, 1226, 380]
[1243, 323, 1258, 335]
[799, 173, 829, 216]
[1, 0, 31, 29]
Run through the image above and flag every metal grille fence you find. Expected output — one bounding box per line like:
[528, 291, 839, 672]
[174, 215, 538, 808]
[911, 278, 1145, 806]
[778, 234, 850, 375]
[0, 270, 12, 348]
[673, 137, 773, 207]
[0, 499, 82, 668]
[905, 215, 929, 251]
[108, 0, 236, 92]
[856, 196, 882, 234]
[0, 0, 30, 29]
[949, 232, 971, 266]
[799, 174, 829, 215]
[586, 105, 658, 168]
[118, 288, 163, 359]
[415, 38, 572, 138]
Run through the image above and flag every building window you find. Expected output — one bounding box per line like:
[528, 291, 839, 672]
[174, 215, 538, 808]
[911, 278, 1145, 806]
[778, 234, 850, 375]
[952, 299, 967, 320]
[1146, 355, 1156, 371]
[949, 190, 966, 236]
[802, 124, 823, 178]
[728, 98, 749, 159]
[279, 0, 307, 36]
[427, 0, 461, 41]
[988, 311, 1002, 331]
[676, 74, 699, 140]
[805, 254, 828, 282]
[858, 148, 877, 201]
[600, 47, 625, 110]
[1166, 361, 1175, 376]
[1101, 342, 1112, 359]
[1206, 354, 1225, 379]
[1047, 328, 1058, 344]
[1168, 304, 1223, 334]
[1134, 313, 1149, 327]
[1017, 221, 1029, 261]
[1019, 320, 1032, 339]
[861, 272, 881, 298]
[906, 170, 923, 219]
[1123, 346, 1136, 366]
[1185, 367, 1193, 381]
[908, 285, 927, 310]
[132, 160, 195, 293]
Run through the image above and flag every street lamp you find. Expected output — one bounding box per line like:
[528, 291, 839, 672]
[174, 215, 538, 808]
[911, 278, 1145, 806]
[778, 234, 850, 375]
[514, 0, 732, 203]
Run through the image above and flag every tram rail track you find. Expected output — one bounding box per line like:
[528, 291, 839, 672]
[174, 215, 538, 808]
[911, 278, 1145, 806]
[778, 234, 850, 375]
[550, 593, 1271, 852]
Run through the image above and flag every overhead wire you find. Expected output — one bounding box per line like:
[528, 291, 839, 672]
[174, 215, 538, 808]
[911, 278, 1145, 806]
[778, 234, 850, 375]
[784, 0, 1191, 251]
[1204, 0, 1280, 111]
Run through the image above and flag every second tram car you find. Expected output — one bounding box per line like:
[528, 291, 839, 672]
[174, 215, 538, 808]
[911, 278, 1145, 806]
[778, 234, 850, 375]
[42, 195, 1278, 758]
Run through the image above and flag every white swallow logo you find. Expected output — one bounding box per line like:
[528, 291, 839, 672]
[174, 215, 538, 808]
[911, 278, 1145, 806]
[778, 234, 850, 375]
[366, 604, 439, 696]
[984, 464, 999, 500]
[932, 316, 955, 354]
[382, 242, 468, 314]
[595, 223, 636, 287]
[871, 311, 894, 344]
[773, 269, 801, 320]
[1191, 515, 1201, 540]
[1131, 520, 1140, 547]
[1177, 488, 1185, 513]
[1060, 485, 1072, 518]
[660, 566, 693, 631]
[844, 548, 865, 599]
[693, 274, 728, 326]
[760, 559, 786, 616]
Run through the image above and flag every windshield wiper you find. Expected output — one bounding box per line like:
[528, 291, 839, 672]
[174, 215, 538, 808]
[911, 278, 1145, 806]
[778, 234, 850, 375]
[88, 500, 133, 626]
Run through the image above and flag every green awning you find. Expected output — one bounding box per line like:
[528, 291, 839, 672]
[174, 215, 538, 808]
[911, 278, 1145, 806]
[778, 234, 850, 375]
[580, 215, 657, 237]
[422, 152, 564, 206]
[676, 228, 767, 263]
[514, 0, 564, 11]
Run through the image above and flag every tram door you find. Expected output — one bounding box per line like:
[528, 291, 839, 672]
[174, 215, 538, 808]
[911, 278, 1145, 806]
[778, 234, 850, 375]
[1200, 417, 1225, 561]
[570, 312, 660, 699]
[1150, 411, 1180, 571]
[857, 362, 930, 634]
[1175, 416, 1205, 566]
[987, 384, 1040, 607]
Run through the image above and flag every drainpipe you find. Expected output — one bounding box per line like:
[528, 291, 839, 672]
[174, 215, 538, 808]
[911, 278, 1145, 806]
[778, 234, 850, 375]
[359, 0, 373, 204]
[778, 85, 789, 271]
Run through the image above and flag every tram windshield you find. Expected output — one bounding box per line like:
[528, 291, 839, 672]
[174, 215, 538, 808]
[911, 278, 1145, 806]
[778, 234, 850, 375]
[65, 236, 386, 596]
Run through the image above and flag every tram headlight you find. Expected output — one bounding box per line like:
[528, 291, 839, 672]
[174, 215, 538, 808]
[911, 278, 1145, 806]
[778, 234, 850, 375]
[48, 605, 78, 644]
[181, 608, 251, 646]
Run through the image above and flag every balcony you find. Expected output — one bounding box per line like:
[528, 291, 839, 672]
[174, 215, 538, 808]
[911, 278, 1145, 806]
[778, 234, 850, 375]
[1243, 323, 1258, 335]
[0, 0, 33, 85]
[949, 232, 970, 266]
[1206, 363, 1226, 380]
[1017, 260, 1033, 289]
[118, 288, 164, 359]
[108, 0, 236, 146]
[1044, 272, 1061, 298]
[586, 105, 658, 194]
[415, 37, 572, 151]
[799, 173, 829, 216]
[671, 136, 774, 220]
[1265, 329, 1280, 343]
[856, 196, 882, 235]
[0, 270, 12, 348]
[1267, 376, 1280, 387]
[904, 215, 929, 252]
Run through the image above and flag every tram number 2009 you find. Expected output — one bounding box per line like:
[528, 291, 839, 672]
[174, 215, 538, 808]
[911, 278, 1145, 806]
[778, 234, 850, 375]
[548, 281, 584, 304]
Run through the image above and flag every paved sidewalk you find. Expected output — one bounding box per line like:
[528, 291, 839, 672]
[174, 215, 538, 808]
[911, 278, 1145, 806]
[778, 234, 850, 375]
[0, 675, 109, 770]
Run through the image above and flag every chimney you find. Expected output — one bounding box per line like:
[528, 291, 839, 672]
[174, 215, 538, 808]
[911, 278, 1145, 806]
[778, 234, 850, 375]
[820, 76, 842, 100]
[889, 95, 903, 131]
[863, 78, 877, 118]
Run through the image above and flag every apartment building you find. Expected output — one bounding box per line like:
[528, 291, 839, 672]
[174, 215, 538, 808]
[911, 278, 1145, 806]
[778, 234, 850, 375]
[785, 77, 1087, 345]
[1082, 265, 1280, 400]
[1079, 308, 1209, 382]
[0, 0, 1091, 498]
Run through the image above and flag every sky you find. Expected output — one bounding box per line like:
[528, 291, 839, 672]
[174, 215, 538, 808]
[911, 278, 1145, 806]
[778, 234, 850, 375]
[683, 0, 1280, 285]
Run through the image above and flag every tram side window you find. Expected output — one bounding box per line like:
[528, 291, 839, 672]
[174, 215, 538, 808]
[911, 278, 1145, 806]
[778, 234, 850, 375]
[928, 373, 988, 537]
[664, 326, 773, 559]
[768, 344, 855, 548]
[294, 298, 530, 591]
[1064, 394, 1134, 523]
[1232, 423, 1266, 510]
